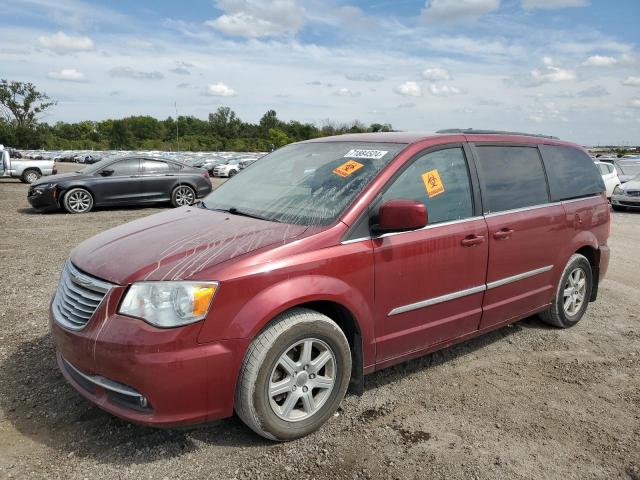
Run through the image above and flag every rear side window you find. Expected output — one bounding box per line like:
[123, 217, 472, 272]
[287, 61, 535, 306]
[141, 159, 170, 174]
[597, 164, 609, 175]
[475, 146, 549, 213]
[380, 147, 473, 224]
[539, 145, 604, 201]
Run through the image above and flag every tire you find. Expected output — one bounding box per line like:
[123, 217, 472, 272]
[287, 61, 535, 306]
[235, 308, 352, 441]
[22, 169, 41, 184]
[63, 188, 93, 214]
[171, 185, 196, 207]
[228, 170, 238, 177]
[539, 254, 593, 328]
[611, 204, 626, 212]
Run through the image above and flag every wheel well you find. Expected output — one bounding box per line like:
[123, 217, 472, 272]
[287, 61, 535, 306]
[23, 167, 41, 174]
[62, 186, 95, 202]
[172, 183, 197, 194]
[286, 301, 364, 395]
[575, 245, 600, 302]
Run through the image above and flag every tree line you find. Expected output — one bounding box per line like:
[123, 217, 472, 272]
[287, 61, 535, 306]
[0, 79, 393, 151]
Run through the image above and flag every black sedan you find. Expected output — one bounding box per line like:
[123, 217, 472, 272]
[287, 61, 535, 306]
[27, 156, 212, 214]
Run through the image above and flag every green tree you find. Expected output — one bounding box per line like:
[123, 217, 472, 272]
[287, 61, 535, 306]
[0, 79, 56, 130]
[268, 128, 290, 148]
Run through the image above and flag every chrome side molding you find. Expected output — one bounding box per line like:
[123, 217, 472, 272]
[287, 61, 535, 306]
[388, 265, 553, 316]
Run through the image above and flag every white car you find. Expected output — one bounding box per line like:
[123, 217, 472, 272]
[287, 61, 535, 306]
[595, 161, 620, 199]
[212, 159, 242, 177]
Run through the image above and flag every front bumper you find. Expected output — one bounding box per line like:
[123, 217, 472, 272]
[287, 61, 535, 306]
[50, 289, 250, 427]
[27, 187, 59, 211]
[611, 193, 640, 208]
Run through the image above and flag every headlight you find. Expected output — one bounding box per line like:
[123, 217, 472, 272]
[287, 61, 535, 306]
[613, 185, 623, 195]
[119, 281, 218, 328]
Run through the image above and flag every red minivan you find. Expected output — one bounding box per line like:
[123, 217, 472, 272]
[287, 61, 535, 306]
[50, 129, 610, 440]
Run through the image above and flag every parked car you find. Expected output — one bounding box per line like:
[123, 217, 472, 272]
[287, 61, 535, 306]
[613, 159, 640, 184]
[239, 158, 258, 170]
[28, 156, 212, 213]
[49, 130, 609, 440]
[611, 174, 640, 211]
[0, 145, 57, 183]
[595, 161, 620, 198]
[212, 158, 242, 177]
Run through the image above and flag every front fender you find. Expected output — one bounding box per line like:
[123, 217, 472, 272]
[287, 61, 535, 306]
[198, 274, 374, 357]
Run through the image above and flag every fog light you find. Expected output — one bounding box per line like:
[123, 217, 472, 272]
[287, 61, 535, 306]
[139, 396, 148, 408]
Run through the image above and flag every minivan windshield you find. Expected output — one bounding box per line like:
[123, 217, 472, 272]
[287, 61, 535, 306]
[202, 142, 406, 225]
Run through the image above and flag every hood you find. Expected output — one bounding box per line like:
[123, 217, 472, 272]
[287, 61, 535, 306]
[620, 178, 640, 191]
[71, 206, 309, 284]
[32, 171, 84, 186]
[619, 174, 638, 184]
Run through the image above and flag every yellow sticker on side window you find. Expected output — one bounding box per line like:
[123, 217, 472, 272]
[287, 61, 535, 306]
[333, 159, 364, 177]
[422, 169, 445, 198]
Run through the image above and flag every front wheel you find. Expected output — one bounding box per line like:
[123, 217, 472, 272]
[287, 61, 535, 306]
[171, 185, 195, 207]
[539, 254, 593, 328]
[235, 308, 351, 441]
[228, 170, 237, 177]
[63, 188, 93, 214]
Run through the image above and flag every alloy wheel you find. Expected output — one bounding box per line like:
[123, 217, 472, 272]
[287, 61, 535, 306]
[174, 186, 194, 206]
[25, 172, 39, 183]
[67, 190, 91, 213]
[268, 338, 336, 422]
[563, 267, 586, 316]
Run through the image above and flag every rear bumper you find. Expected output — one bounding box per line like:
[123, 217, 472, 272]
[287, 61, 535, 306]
[50, 297, 250, 427]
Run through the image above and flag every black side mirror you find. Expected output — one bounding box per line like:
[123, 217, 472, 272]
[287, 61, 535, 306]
[100, 169, 114, 176]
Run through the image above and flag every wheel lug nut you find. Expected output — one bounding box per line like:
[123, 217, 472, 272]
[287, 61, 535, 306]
[310, 374, 315, 379]
[304, 365, 308, 371]
[292, 385, 297, 391]
[302, 386, 308, 392]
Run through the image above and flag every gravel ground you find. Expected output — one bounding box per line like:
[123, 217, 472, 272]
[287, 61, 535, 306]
[1, 164, 639, 480]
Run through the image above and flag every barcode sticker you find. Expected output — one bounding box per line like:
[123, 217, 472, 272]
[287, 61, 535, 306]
[343, 149, 388, 160]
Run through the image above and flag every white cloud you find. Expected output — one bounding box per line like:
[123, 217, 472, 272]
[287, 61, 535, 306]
[109, 66, 164, 80]
[345, 73, 384, 82]
[205, 0, 305, 38]
[395, 81, 422, 97]
[205, 82, 237, 97]
[531, 65, 576, 83]
[522, 0, 589, 9]
[333, 87, 360, 97]
[47, 68, 87, 82]
[582, 55, 617, 67]
[38, 31, 94, 54]
[576, 85, 609, 97]
[542, 56, 554, 66]
[622, 76, 640, 87]
[428, 84, 463, 96]
[630, 99, 640, 109]
[422, 0, 500, 24]
[424, 36, 524, 58]
[423, 67, 451, 81]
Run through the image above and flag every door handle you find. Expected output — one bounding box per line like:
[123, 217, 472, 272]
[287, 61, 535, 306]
[461, 234, 485, 247]
[493, 228, 514, 240]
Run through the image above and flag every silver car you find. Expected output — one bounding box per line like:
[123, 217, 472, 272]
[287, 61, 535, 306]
[611, 174, 640, 211]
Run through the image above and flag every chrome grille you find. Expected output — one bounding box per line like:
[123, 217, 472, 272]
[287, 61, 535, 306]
[626, 190, 640, 197]
[52, 261, 113, 330]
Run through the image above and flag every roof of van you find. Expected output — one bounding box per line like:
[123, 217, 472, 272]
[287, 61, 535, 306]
[302, 130, 574, 145]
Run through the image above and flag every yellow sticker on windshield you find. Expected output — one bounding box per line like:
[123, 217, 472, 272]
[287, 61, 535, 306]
[422, 169, 445, 198]
[334, 159, 364, 177]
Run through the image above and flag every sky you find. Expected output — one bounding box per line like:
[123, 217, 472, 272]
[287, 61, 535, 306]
[1, 0, 639, 146]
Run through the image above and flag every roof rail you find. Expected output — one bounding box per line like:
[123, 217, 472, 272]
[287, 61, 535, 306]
[436, 128, 558, 139]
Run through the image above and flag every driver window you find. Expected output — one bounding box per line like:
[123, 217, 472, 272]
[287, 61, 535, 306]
[107, 159, 140, 176]
[381, 147, 473, 225]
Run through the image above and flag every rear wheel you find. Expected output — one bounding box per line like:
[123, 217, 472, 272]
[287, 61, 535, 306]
[228, 169, 238, 177]
[235, 308, 351, 441]
[63, 188, 93, 214]
[539, 254, 592, 328]
[171, 185, 195, 207]
[22, 169, 41, 184]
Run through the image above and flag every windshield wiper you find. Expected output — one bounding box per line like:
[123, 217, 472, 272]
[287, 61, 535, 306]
[209, 206, 280, 223]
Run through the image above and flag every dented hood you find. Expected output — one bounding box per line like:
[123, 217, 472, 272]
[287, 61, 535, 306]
[70, 206, 309, 284]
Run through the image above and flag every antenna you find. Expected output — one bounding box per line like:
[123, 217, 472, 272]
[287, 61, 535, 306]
[174, 101, 180, 151]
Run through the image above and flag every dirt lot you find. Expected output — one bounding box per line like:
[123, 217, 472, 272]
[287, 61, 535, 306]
[0, 164, 639, 480]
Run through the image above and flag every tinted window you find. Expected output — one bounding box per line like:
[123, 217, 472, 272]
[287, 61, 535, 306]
[540, 145, 604, 201]
[616, 162, 640, 176]
[141, 159, 170, 174]
[381, 147, 473, 224]
[475, 146, 549, 213]
[597, 164, 607, 175]
[108, 159, 140, 176]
